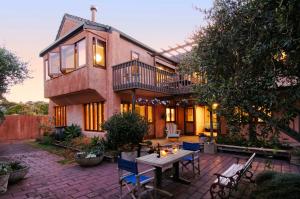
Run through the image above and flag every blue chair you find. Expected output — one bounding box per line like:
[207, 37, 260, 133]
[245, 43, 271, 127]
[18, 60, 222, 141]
[118, 158, 156, 199]
[181, 142, 201, 175]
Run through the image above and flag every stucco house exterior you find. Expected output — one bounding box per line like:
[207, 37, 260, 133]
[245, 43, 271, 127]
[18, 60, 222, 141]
[40, 8, 299, 142]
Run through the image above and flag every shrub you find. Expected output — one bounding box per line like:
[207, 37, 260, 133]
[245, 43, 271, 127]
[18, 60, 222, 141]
[0, 164, 11, 175]
[251, 172, 300, 199]
[64, 124, 82, 140]
[102, 112, 148, 151]
[39, 135, 54, 145]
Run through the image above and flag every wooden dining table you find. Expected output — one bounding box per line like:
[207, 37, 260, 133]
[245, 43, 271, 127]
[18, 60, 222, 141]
[136, 149, 194, 187]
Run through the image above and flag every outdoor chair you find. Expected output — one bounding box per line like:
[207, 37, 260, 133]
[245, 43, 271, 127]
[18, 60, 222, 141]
[166, 123, 181, 139]
[180, 142, 201, 175]
[118, 158, 157, 199]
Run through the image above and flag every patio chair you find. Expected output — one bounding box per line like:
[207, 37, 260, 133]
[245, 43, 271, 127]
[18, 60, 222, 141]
[166, 123, 181, 139]
[118, 158, 157, 199]
[180, 142, 201, 175]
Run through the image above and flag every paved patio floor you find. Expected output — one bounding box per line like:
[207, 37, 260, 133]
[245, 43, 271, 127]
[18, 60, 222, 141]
[1, 141, 300, 199]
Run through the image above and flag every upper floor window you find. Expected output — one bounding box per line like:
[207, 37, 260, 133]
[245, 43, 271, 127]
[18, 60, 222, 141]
[93, 38, 106, 68]
[61, 45, 75, 73]
[131, 51, 139, 60]
[76, 39, 86, 67]
[54, 106, 67, 127]
[49, 53, 61, 77]
[44, 60, 50, 81]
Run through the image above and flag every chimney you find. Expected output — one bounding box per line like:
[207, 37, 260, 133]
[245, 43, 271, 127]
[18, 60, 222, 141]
[90, 5, 97, 22]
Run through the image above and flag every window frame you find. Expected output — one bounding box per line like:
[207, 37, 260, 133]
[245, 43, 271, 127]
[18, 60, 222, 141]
[44, 59, 50, 81]
[48, 52, 61, 77]
[75, 38, 87, 68]
[166, 107, 176, 122]
[84, 102, 104, 132]
[185, 107, 194, 122]
[93, 38, 106, 68]
[60, 44, 76, 73]
[54, 106, 67, 127]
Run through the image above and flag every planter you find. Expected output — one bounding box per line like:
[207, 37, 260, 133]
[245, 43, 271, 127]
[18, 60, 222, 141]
[75, 152, 104, 167]
[0, 174, 9, 194]
[290, 155, 300, 166]
[8, 166, 29, 184]
[204, 142, 217, 154]
[121, 151, 137, 161]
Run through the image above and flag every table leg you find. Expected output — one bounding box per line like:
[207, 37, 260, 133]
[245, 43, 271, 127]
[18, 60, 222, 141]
[172, 162, 191, 185]
[155, 166, 162, 187]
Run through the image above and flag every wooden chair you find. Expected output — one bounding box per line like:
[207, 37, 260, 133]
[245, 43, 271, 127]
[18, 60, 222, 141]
[166, 123, 181, 139]
[118, 158, 156, 199]
[180, 142, 201, 175]
[210, 153, 256, 199]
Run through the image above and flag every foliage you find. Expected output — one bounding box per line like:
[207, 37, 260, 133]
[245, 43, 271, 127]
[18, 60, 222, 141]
[63, 124, 82, 141]
[180, 0, 300, 142]
[0, 99, 48, 116]
[8, 161, 26, 171]
[250, 171, 300, 199]
[291, 147, 300, 156]
[39, 135, 54, 145]
[102, 111, 148, 151]
[0, 163, 11, 175]
[0, 47, 29, 122]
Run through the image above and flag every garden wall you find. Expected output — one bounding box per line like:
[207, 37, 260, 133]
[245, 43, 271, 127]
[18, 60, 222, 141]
[0, 115, 49, 141]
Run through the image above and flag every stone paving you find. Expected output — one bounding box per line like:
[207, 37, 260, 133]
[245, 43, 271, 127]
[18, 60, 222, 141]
[0, 141, 300, 199]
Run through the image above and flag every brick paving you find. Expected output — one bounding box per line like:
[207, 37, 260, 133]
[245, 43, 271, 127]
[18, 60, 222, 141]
[0, 142, 300, 199]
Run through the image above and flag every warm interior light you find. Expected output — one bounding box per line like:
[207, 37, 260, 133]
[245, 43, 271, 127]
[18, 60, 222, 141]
[212, 103, 219, 109]
[95, 54, 102, 63]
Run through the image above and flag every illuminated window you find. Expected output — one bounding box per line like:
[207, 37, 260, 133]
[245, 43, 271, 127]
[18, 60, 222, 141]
[84, 102, 104, 131]
[186, 107, 194, 122]
[120, 103, 153, 123]
[54, 106, 67, 127]
[93, 38, 106, 67]
[120, 103, 132, 113]
[76, 39, 86, 67]
[147, 106, 153, 123]
[49, 53, 61, 76]
[61, 45, 75, 72]
[44, 60, 50, 80]
[166, 107, 175, 122]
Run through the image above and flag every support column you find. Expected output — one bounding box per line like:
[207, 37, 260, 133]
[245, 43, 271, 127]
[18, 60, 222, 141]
[131, 89, 136, 112]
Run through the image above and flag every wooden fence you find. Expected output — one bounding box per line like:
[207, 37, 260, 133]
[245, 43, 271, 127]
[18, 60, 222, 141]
[0, 115, 49, 141]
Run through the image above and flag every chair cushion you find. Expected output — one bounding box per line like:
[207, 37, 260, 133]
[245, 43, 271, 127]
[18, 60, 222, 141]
[167, 133, 179, 138]
[182, 155, 193, 161]
[124, 174, 151, 185]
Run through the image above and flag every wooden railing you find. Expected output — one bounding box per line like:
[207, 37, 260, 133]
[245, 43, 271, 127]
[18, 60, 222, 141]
[112, 60, 200, 94]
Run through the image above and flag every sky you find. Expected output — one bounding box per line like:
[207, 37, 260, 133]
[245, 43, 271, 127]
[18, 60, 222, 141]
[0, 0, 213, 103]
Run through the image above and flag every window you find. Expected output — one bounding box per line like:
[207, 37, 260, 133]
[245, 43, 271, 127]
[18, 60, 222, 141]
[93, 38, 106, 67]
[49, 53, 61, 76]
[44, 60, 50, 80]
[166, 107, 175, 122]
[186, 107, 194, 122]
[54, 106, 67, 127]
[61, 45, 75, 72]
[76, 39, 86, 67]
[120, 103, 153, 123]
[84, 102, 104, 131]
[131, 51, 139, 60]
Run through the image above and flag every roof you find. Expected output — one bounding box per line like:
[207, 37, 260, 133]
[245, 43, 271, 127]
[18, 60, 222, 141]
[40, 13, 178, 64]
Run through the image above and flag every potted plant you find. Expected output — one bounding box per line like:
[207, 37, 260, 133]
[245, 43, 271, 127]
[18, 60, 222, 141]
[102, 112, 148, 161]
[0, 163, 11, 194]
[290, 147, 300, 166]
[75, 136, 105, 167]
[8, 161, 29, 184]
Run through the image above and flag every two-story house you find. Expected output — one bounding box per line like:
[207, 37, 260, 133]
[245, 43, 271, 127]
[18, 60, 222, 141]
[38, 7, 226, 138]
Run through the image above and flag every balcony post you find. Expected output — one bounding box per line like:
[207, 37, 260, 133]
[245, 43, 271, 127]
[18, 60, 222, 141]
[131, 89, 136, 112]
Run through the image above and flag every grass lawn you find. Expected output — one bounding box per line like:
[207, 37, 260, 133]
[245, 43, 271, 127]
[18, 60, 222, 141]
[28, 141, 75, 165]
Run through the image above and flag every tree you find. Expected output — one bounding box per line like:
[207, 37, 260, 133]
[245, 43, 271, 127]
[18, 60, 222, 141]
[0, 47, 29, 122]
[180, 0, 300, 143]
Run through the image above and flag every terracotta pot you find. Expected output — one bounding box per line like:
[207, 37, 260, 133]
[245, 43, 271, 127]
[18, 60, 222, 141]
[8, 166, 29, 184]
[0, 174, 9, 194]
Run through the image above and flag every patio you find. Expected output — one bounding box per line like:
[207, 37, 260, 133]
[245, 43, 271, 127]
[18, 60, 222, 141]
[1, 141, 300, 199]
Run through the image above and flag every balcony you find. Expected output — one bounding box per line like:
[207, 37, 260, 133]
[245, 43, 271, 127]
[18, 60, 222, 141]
[112, 60, 198, 95]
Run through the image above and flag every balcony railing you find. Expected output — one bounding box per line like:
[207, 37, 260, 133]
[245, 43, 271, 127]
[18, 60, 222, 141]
[112, 60, 200, 94]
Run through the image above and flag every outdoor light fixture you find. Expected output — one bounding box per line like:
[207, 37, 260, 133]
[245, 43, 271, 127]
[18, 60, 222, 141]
[212, 103, 219, 109]
[95, 54, 102, 63]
